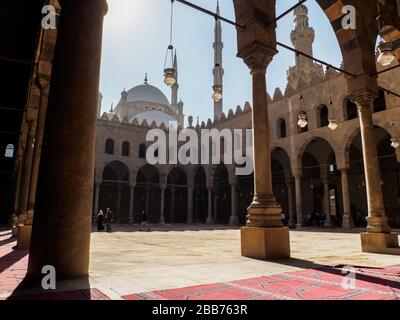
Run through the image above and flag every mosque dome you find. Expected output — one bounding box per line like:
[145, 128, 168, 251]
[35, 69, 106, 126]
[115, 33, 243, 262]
[126, 83, 169, 106]
[132, 110, 176, 126]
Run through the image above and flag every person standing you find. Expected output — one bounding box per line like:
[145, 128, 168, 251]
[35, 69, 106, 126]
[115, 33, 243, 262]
[140, 211, 150, 232]
[105, 208, 113, 233]
[97, 210, 105, 232]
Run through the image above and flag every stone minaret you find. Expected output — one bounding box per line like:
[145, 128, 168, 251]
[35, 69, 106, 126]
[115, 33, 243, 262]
[171, 50, 179, 106]
[213, 0, 224, 119]
[287, 3, 323, 89]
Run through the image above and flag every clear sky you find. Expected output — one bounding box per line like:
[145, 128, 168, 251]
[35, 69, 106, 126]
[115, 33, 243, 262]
[99, 0, 342, 124]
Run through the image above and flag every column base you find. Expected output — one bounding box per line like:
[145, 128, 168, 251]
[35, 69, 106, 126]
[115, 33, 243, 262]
[361, 232, 400, 255]
[229, 215, 239, 226]
[128, 218, 134, 224]
[206, 217, 215, 224]
[342, 215, 354, 229]
[241, 226, 290, 260]
[17, 225, 32, 250]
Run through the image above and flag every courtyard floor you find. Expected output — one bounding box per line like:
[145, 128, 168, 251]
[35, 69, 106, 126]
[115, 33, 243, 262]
[1, 226, 400, 300]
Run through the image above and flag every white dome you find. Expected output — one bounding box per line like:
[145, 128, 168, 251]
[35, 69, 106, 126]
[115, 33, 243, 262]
[133, 111, 176, 126]
[126, 83, 169, 105]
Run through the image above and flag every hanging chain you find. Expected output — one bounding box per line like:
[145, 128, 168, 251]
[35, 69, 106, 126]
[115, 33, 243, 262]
[164, 0, 175, 70]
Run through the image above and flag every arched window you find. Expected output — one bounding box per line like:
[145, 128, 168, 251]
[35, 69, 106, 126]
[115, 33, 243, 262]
[122, 141, 130, 157]
[345, 98, 358, 120]
[5, 144, 14, 158]
[373, 89, 386, 113]
[105, 139, 114, 155]
[277, 118, 287, 138]
[139, 143, 146, 159]
[317, 104, 329, 128]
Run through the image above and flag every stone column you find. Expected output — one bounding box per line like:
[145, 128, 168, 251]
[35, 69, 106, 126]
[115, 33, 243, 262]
[187, 185, 194, 224]
[351, 88, 399, 253]
[294, 174, 303, 228]
[242, 51, 283, 228]
[322, 178, 332, 227]
[286, 180, 295, 227]
[128, 182, 135, 224]
[28, 0, 108, 279]
[206, 187, 214, 224]
[93, 182, 100, 223]
[116, 184, 122, 223]
[145, 183, 151, 218]
[351, 89, 390, 233]
[170, 187, 175, 223]
[340, 168, 354, 229]
[28, 83, 50, 211]
[19, 121, 36, 215]
[229, 183, 239, 226]
[160, 185, 166, 224]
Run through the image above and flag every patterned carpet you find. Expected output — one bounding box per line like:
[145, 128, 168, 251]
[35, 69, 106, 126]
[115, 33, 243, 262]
[123, 265, 400, 300]
[1, 234, 400, 300]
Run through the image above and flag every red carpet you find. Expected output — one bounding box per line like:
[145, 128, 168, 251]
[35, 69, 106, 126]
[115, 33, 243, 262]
[123, 265, 400, 300]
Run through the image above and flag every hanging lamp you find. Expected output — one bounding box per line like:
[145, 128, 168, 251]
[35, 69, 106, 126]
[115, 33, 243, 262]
[164, 0, 176, 87]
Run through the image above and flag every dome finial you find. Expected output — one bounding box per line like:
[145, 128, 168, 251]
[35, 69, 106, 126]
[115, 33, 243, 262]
[110, 103, 114, 113]
[144, 73, 148, 84]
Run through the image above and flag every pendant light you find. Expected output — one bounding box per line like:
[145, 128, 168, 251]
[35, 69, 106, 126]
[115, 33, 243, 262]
[164, 0, 176, 87]
[326, 67, 338, 130]
[376, 5, 395, 67]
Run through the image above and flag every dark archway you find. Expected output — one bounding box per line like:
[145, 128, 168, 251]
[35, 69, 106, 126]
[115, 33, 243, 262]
[135, 165, 160, 223]
[277, 118, 287, 138]
[194, 167, 207, 223]
[344, 98, 358, 120]
[99, 161, 130, 223]
[317, 104, 329, 128]
[348, 127, 399, 228]
[166, 167, 187, 223]
[214, 164, 231, 224]
[122, 141, 130, 157]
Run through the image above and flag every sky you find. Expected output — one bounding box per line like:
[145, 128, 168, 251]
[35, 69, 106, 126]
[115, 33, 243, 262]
[99, 0, 342, 124]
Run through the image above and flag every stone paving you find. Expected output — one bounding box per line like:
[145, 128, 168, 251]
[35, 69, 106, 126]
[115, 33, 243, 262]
[1, 226, 399, 299]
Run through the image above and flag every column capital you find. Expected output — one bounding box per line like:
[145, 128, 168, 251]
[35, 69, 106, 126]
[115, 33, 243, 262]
[349, 88, 377, 107]
[239, 44, 277, 73]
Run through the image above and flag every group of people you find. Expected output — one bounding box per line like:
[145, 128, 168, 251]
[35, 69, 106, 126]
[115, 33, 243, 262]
[96, 208, 113, 232]
[96, 209, 150, 232]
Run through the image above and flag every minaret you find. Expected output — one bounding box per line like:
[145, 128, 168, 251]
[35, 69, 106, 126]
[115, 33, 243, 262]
[171, 50, 179, 106]
[287, 2, 323, 89]
[213, 0, 224, 120]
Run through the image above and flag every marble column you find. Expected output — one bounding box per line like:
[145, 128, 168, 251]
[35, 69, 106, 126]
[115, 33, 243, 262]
[28, 0, 108, 279]
[243, 52, 282, 228]
[340, 168, 354, 229]
[187, 185, 194, 224]
[128, 183, 135, 224]
[286, 180, 295, 227]
[160, 185, 166, 224]
[206, 187, 214, 224]
[351, 89, 390, 233]
[295, 174, 303, 228]
[229, 183, 239, 226]
[322, 178, 332, 227]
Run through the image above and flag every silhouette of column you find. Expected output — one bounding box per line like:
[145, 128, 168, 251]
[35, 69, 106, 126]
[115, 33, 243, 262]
[187, 185, 194, 224]
[170, 187, 176, 223]
[323, 178, 332, 227]
[93, 182, 100, 223]
[160, 185, 166, 224]
[295, 174, 303, 228]
[128, 182, 135, 224]
[286, 179, 295, 227]
[206, 187, 214, 224]
[229, 183, 239, 226]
